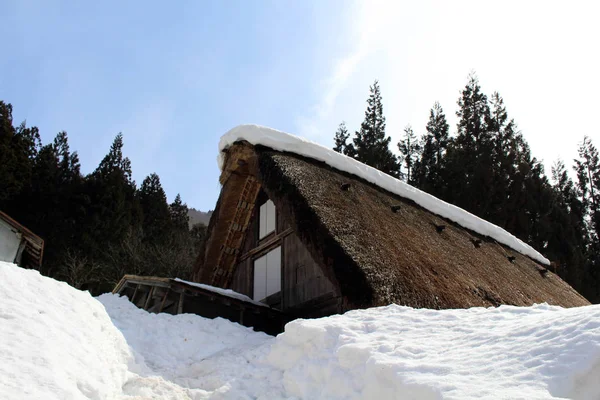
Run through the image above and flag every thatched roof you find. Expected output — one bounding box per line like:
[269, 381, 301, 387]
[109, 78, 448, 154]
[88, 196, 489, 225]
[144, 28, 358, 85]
[255, 149, 588, 308]
[193, 126, 589, 309]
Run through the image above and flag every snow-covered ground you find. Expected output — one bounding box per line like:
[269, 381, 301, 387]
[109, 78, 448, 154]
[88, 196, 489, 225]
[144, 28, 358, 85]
[2, 261, 600, 400]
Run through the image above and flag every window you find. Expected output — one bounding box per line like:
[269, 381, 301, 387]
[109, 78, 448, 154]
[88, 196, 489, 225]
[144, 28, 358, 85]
[253, 246, 281, 301]
[259, 200, 276, 239]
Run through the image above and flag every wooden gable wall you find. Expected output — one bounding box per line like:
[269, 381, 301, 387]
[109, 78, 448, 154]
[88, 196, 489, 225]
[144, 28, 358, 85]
[230, 190, 341, 318]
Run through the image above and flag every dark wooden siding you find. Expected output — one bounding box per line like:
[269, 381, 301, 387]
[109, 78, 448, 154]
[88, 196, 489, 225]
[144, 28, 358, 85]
[282, 232, 337, 309]
[230, 190, 341, 316]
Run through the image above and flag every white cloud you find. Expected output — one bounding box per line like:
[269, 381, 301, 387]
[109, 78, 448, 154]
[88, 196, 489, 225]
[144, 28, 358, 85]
[296, 0, 600, 172]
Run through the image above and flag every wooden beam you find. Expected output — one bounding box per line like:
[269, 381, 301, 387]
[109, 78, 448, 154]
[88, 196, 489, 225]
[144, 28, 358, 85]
[238, 227, 293, 262]
[143, 286, 155, 310]
[177, 292, 184, 314]
[130, 284, 140, 303]
[158, 289, 170, 313]
[112, 275, 129, 294]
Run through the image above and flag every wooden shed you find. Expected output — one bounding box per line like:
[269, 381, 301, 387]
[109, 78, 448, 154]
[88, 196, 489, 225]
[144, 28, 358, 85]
[112, 275, 283, 334]
[192, 126, 589, 319]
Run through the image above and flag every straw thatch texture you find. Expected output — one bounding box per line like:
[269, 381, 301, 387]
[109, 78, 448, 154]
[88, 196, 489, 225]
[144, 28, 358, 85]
[255, 147, 589, 309]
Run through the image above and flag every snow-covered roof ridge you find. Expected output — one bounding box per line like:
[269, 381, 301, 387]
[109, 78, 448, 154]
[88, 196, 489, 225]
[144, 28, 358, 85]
[218, 124, 550, 266]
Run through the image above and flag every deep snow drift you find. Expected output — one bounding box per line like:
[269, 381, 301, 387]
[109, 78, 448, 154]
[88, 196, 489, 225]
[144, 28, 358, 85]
[2, 261, 600, 399]
[219, 125, 549, 265]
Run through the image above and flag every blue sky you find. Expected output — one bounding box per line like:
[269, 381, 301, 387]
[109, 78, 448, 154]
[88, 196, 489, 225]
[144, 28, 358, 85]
[2, 1, 599, 211]
[2, 1, 355, 210]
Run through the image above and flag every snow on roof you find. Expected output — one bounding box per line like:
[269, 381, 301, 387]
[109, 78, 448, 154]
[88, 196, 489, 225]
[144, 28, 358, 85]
[173, 278, 269, 307]
[219, 124, 550, 266]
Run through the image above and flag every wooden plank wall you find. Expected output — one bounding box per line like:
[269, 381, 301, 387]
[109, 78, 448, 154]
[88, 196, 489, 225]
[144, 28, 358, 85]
[230, 190, 340, 315]
[282, 232, 337, 309]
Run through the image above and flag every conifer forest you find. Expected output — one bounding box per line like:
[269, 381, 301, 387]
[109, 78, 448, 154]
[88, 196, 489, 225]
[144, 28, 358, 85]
[0, 102, 206, 294]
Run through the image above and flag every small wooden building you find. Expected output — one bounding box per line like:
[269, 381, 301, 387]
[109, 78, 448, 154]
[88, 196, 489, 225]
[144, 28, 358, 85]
[0, 211, 44, 269]
[192, 126, 589, 319]
[113, 275, 282, 334]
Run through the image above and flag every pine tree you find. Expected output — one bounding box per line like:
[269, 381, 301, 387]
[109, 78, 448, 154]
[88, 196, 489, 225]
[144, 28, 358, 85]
[333, 122, 350, 154]
[486, 92, 517, 225]
[54, 131, 81, 184]
[549, 160, 587, 288]
[351, 80, 399, 177]
[138, 173, 171, 244]
[84, 133, 139, 258]
[413, 102, 450, 195]
[17, 131, 84, 277]
[574, 136, 600, 301]
[445, 73, 493, 215]
[170, 193, 190, 232]
[94, 133, 132, 181]
[575, 136, 600, 236]
[0, 102, 40, 207]
[397, 125, 420, 183]
[0, 102, 17, 206]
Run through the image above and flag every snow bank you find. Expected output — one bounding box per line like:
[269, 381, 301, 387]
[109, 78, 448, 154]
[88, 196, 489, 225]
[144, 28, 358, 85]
[3, 261, 600, 399]
[0, 261, 133, 400]
[268, 304, 600, 400]
[97, 293, 279, 397]
[0, 262, 282, 399]
[219, 124, 550, 265]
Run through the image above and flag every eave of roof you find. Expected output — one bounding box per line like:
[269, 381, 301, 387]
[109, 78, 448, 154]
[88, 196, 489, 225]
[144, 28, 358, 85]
[219, 124, 550, 266]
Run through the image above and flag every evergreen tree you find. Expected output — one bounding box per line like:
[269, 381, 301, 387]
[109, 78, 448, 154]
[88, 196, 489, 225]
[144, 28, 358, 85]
[549, 160, 587, 288]
[15, 122, 41, 161]
[170, 193, 190, 232]
[575, 136, 600, 237]
[413, 102, 450, 194]
[95, 133, 132, 180]
[397, 125, 420, 183]
[17, 131, 84, 277]
[54, 131, 81, 184]
[0, 99, 203, 289]
[0, 101, 16, 206]
[350, 80, 399, 177]
[574, 136, 600, 301]
[444, 73, 493, 216]
[486, 92, 518, 225]
[0, 102, 40, 207]
[84, 133, 139, 258]
[333, 122, 350, 154]
[138, 173, 171, 244]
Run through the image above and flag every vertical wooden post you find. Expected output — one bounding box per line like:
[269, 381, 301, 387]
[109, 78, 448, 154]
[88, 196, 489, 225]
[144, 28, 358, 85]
[177, 292, 184, 315]
[143, 286, 155, 310]
[131, 284, 140, 304]
[158, 289, 169, 313]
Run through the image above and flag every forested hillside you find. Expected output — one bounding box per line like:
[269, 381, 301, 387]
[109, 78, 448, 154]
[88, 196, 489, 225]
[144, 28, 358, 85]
[188, 208, 213, 228]
[0, 101, 206, 293]
[334, 74, 600, 303]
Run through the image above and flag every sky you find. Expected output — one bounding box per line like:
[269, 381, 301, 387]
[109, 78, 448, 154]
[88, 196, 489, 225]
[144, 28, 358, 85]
[2, 1, 599, 211]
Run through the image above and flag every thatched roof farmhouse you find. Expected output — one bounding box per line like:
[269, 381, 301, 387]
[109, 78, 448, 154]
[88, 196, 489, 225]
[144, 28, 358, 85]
[192, 125, 588, 319]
